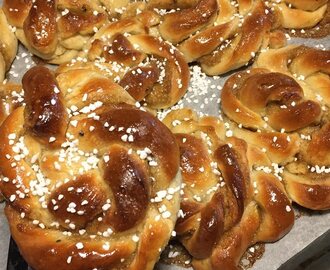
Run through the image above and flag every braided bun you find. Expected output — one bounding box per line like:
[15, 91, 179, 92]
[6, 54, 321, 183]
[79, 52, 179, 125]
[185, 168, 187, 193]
[117, 0, 328, 75]
[155, 0, 285, 75]
[0, 66, 182, 270]
[163, 108, 294, 270]
[57, 16, 190, 109]
[221, 46, 330, 210]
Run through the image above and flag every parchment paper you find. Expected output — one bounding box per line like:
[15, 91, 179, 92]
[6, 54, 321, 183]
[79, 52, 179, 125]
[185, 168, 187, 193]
[0, 4, 329, 269]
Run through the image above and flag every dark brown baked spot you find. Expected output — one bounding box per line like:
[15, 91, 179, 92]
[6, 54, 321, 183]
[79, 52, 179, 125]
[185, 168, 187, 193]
[104, 145, 149, 232]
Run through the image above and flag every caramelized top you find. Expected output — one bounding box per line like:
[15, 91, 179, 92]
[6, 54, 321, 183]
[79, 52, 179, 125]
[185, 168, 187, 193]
[147, 0, 199, 9]
[104, 145, 149, 232]
[4, 0, 110, 62]
[239, 72, 303, 112]
[23, 0, 58, 56]
[200, 0, 274, 75]
[239, 72, 321, 131]
[174, 133, 225, 259]
[119, 65, 160, 101]
[102, 34, 146, 67]
[159, 0, 219, 43]
[87, 30, 190, 108]
[175, 133, 214, 188]
[188, 191, 224, 259]
[3, 0, 32, 27]
[215, 144, 247, 220]
[232, 1, 273, 61]
[222, 69, 322, 131]
[22, 66, 68, 147]
[57, 10, 107, 38]
[291, 48, 330, 77]
[73, 105, 180, 180]
[254, 172, 294, 242]
[48, 175, 107, 229]
[178, 19, 238, 62]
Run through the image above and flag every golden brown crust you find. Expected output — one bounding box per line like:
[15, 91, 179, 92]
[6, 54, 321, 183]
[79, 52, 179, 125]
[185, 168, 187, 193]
[221, 68, 322, 132]
[22, 66, 68, 147]
[124, 0, 290, 75]
[199, 1, 277, 75]
[272, 0, 328, 29]
[147, 0, 200, 9]
[221, 46, 330, 210]
[0, 66, 182, 270]
[159, 0, 219, 44]
[286, 3, 330, 38]
[3, 0, 110, 63]
[253, 171, 294, 242]
[163, 108, 294, 270]
[153, 0, 286, 75]
[114, 0, 328, 76]
[3, 0, 32, 27]
[178, 19, 238, 63]
[164, 109, 251, 262]
[23, 0, 58, 57]
[58, 17, 190, 109]
[6, 206, 136, 270]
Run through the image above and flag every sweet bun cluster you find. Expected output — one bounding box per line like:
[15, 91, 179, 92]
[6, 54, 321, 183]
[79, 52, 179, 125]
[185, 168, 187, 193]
[163, 109, 294, 269]
[0, 1, 329, 270]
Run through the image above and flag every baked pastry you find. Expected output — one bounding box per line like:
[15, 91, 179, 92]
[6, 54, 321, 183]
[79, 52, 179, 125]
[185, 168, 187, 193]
[221, 46, 330, 210]
[57, 16, 190, 109]
[0, 8, 18, 81]
[270, 0, 328, 29]
[0, 66, 182, 270]
[117, 0, 328, 75]
[149, 0, 286, 75]
[2, 0, 113, 64]
[284, 1, 330, 38]
[163, 108, 294, 270]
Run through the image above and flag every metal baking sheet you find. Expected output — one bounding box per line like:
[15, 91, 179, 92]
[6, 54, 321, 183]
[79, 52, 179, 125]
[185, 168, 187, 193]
[0, 3, 329, 269]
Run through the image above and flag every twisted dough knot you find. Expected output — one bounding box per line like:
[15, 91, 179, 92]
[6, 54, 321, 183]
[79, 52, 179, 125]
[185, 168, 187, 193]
[141, 0, 286, 75]
[270, 0, 328, 29]
[0, 66, 182, 270]
[2, 0, 115, 64]
[58, 16, 190, 109]
[222, 68, 322, 132]
[0, 9, 17, 81]
[254, 45, 330, 210]
[222, 47, 330, 210]
[163, 109, 294, 270]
